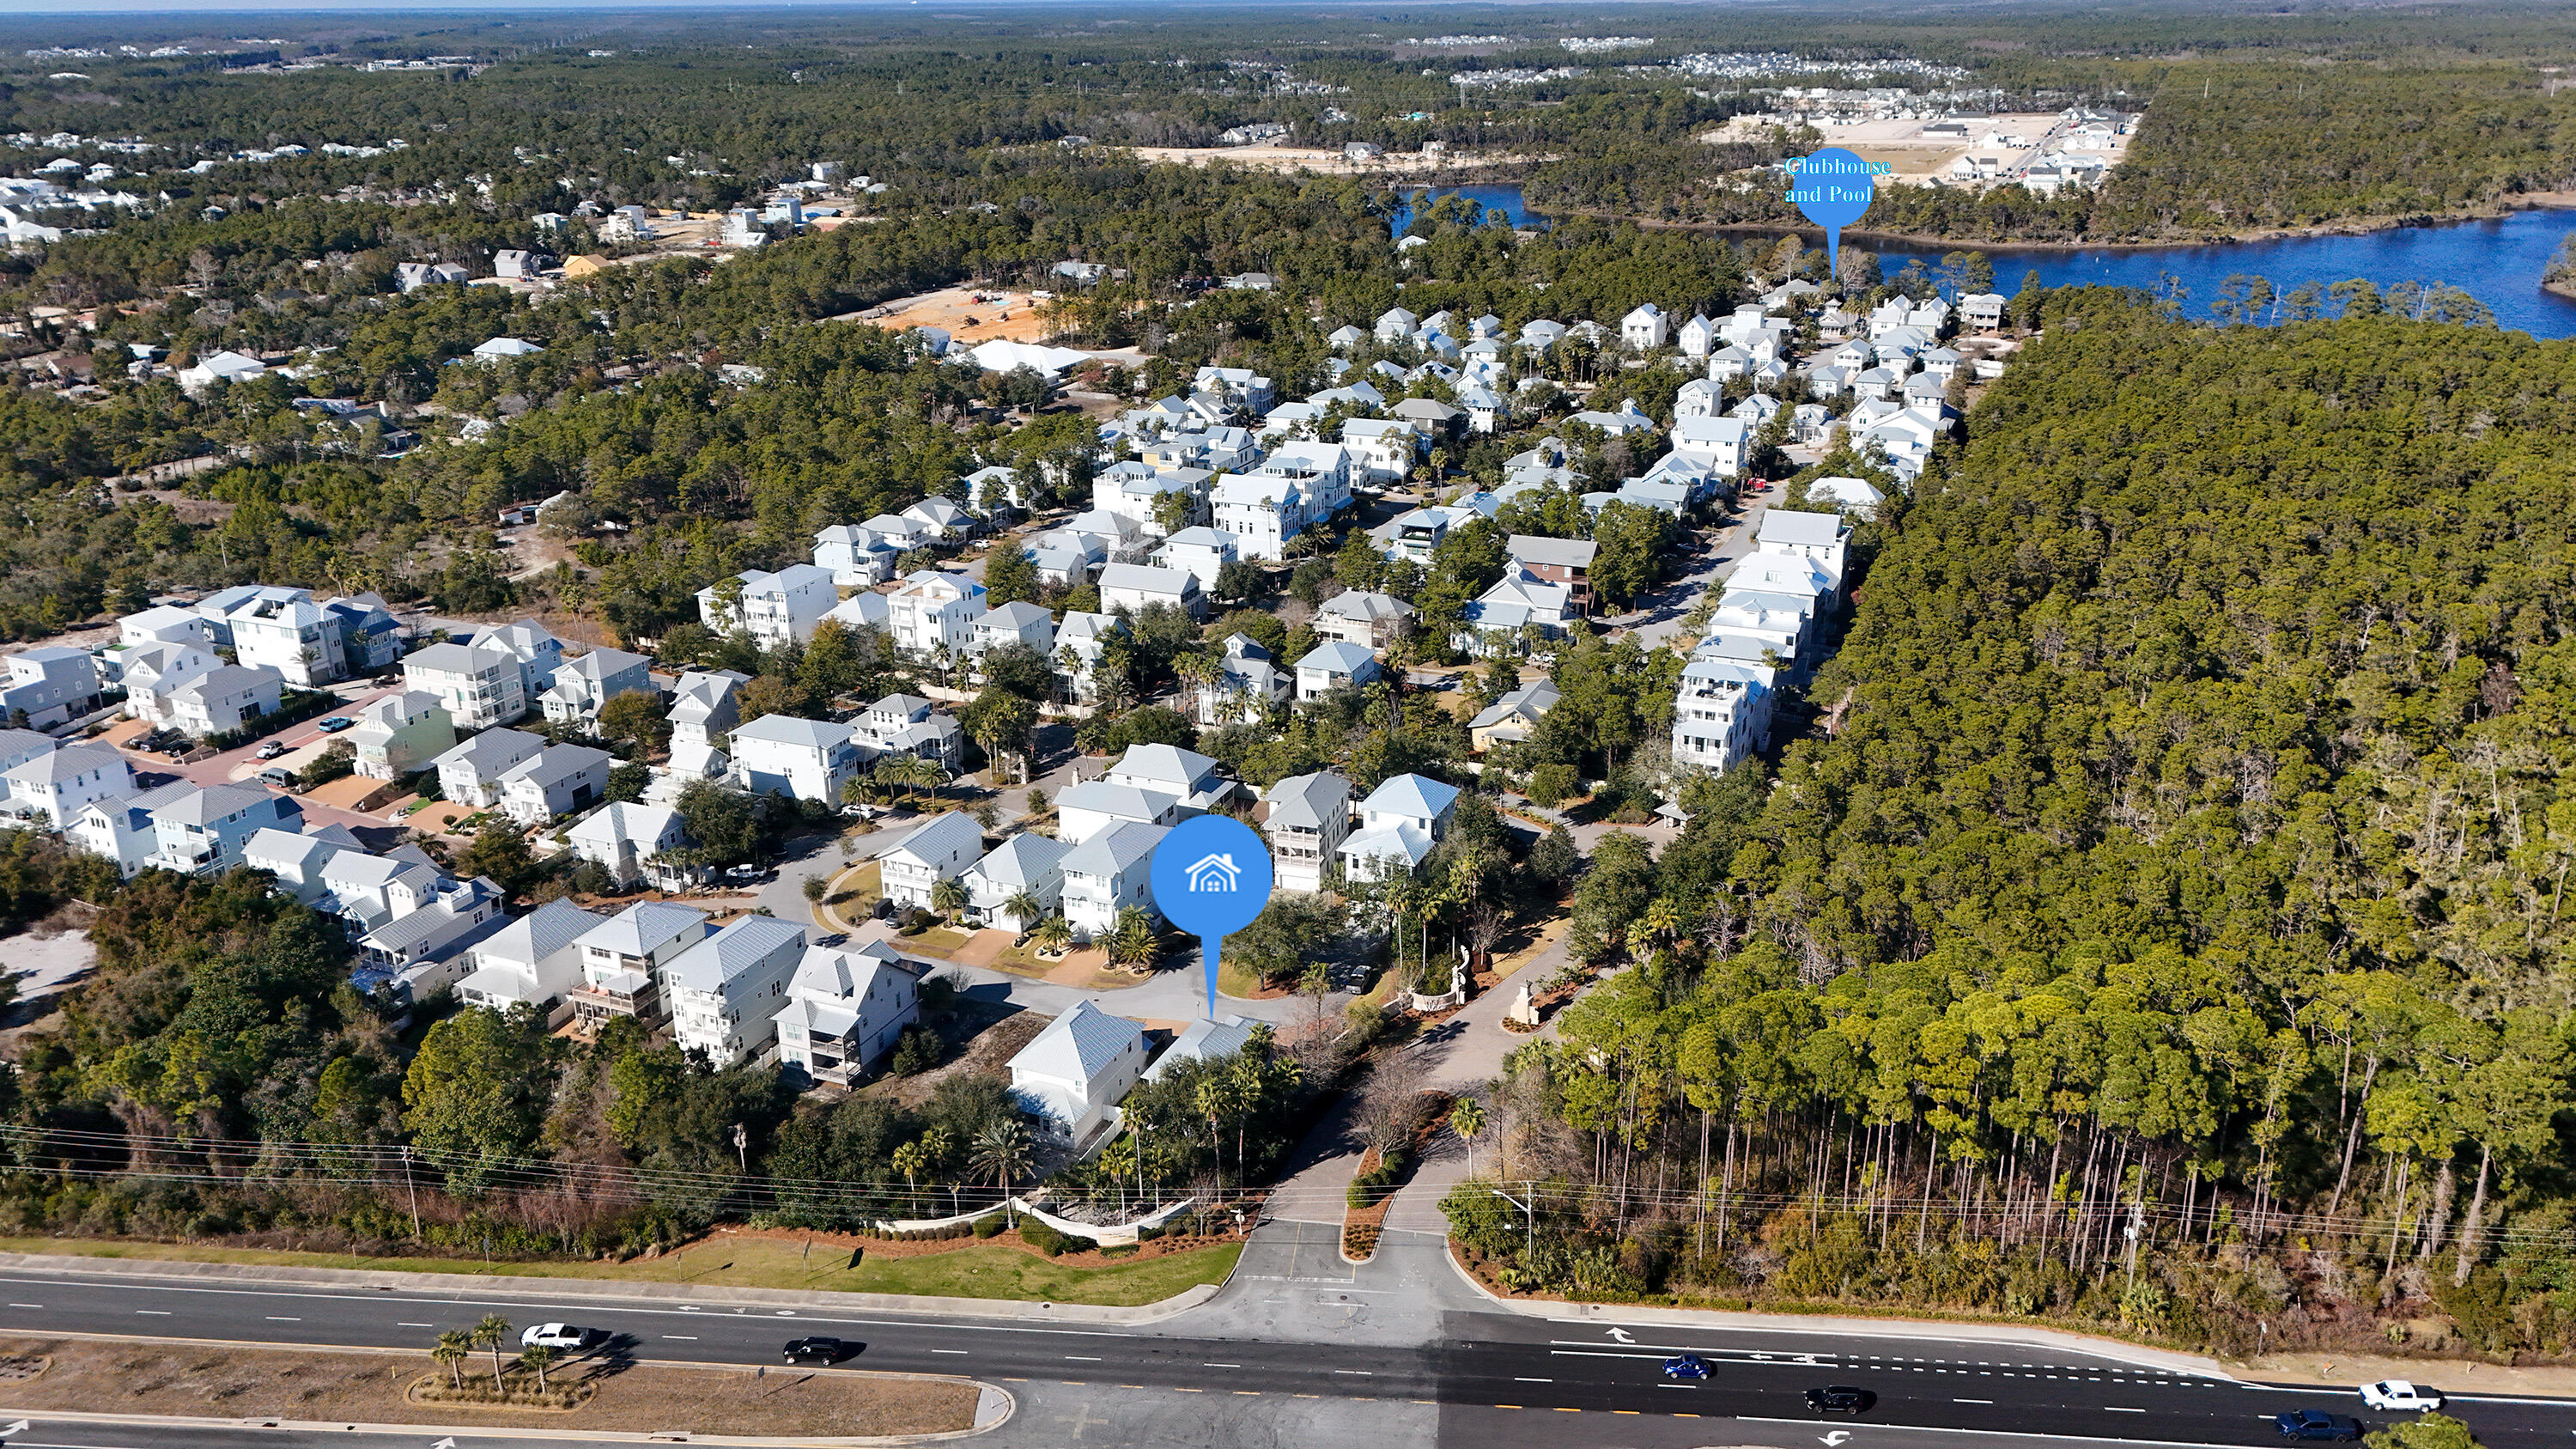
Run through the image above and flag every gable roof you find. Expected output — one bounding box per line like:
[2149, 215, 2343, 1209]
[1470, 681, 1563, 731]
[1059, 819, 1167, 876]
[1297, 640, 1377, 673]
[1010, 998, 1145, 1085]
[887, 810, 985, 867]
[1108, 742, 1218, 789]
[729, 714, 855, 750]
[1360, 772, 1460, 822]
[969, 831, 1071, 887]
[1263, 771, 1351, 832]
[1505, 534, 1596, 569]
[1758, 511, 1848, 548]
[471, 898, 603, 968]
[577, 900, 710, 957]
[664, 914, 807, 993]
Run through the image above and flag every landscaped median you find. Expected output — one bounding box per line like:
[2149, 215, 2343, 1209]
[0, 1228, 1242, 1310]
[0, 1335, 990, 1439]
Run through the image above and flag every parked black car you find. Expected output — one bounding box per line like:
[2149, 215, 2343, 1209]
[2276, 1410, 2366, 1441]
[783, 1336, 854, 1364]
[1806, 1385, 1874, 1414]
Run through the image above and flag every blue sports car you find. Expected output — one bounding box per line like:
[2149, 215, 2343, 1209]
[1663, 1354, 1712, 1379]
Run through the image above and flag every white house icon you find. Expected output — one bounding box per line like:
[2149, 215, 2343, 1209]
[1185, 852, 1241, 893]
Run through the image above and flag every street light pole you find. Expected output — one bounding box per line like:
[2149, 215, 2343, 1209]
[1490, 1183, 1537, 1262]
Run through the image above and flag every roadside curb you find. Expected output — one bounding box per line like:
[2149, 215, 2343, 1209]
[0, 1402, 1012, 1447]
[0, 1251, 1221, 1326]
[1433, 1237, 2239, 1379]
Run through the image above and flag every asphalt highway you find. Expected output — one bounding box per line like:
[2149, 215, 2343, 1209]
[0, 1265, 2567, 1447]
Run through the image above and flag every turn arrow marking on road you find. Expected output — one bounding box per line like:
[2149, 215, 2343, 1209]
[1819, 1431, 1852, 1446]
[1604, 1327, 1634, 1343]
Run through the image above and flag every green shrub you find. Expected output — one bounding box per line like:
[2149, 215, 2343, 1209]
[973, 1213, 1005, 1239]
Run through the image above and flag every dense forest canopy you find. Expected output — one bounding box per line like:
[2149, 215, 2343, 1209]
[1452, 293, 2576, 1356]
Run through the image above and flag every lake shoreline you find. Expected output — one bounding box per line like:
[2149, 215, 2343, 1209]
[1539, 192, 2576, 254]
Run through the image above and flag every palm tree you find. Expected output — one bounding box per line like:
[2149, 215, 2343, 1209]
[969, 1122, 1034, 1224]
[473, 1315, 513, 1393]
[1108, 906, 1156, 969]
[930, 875, 969, 920]
[1450, 1096, 1489, 1181]
[1003, 889, 1044, 933]
[518, 1343, 555, 1394]
[433, 1329, 473, 1390]
[918, 1127, 958, 1215]
[892, 1141, 927, 1212]
[1032, 914, 1073, 954]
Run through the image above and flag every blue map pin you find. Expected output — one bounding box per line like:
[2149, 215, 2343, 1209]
[1788, 146, 1878, 277]
[1148, 814, 1273, 1020]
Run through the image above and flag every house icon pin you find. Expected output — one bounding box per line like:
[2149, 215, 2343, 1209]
[1184, 852, 1241, 893]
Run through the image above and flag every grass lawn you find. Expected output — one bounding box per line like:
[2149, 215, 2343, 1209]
[0, 1234, 1240, 1307]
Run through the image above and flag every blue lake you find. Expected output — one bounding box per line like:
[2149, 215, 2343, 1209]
[1396, 185, 2576, 339]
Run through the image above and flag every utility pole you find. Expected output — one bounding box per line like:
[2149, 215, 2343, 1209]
[732, 1123, 748, 1172]
[401, 1145, 422, 1240]
[1490, 1183, 1538, 1261]
[2123, 1196, 2143, 1290]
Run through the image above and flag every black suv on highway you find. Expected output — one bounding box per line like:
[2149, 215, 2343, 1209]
[2276, 1410, 2366, 1441]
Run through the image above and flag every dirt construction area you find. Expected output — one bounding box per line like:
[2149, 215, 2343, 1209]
[0, 1335, 983, 1436]
[833, 284, 1058, 343]
[1127, 143, 1547, 175]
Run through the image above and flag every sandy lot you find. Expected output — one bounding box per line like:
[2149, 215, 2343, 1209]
[0, 1335, 981, 1436]
[830, 283, 1060, 344]
[1716, 112, 2129, 187]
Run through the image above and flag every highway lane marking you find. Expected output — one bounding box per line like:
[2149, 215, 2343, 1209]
[133, 1311, 168, 1316]
[1065, 1355, 1103, 1361]
[1234, 1390, 1260, 1396]
[1293, 1393, 1318, 1398]
[6, 1304, 39, 1309]
[1734, 1418, 2251, 1447]
[1552, 1406, 1581, 1412]
[1956, 1398, 1994, 1404]
[1613, 1409, 1640, 1415]
[264, 1316, 301, 1321]
[398, 1323, 433, 1328]
[1202, 1362, 1242, 1367]
[1515, 1377, 1552, 1383]
[932, 1349, 968, 1355]
[1334, 1369, 1373, 1374]
[664, 1335, 697, 1341]
[1173, 1386, 1201, 1392]
[2106, 1407, 2143, 1413]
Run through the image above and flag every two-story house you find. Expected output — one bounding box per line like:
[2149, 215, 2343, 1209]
[403, 641, 529, 729]
[1506, 535, 1598, 618]
[729, 715, 861, 803]
[224, 590, 346, 688]
[963, 832, 1071, 931]
[350, 690, 455, 780]
[1200, 633, 1289, 727]
[432, 727, 545, 808]
[1295, 641, 1382, 700]
[886, 571, 988, 661]
[969, 602, 1057, 665]
[812, 523, 901, 587]
[1008, 999, 1151, 1146]
[1470, 680, 1561, 753]
[881, 810, 985, 914]
[455, 898, 603, 1026]
[1097, 563, 1206, 622]
[568, 801, 692, 890]
[163, 664, 283, 739]
[3, 745, 132, 826]
[773, 941, 922, 1087]
[1261, 771, 1352, 894]
[1150, 527, 1237, 595]
[145, 782, 302, 875]
[0, 646, 104, 729]
[1313, 591, 1416, 653]
[539, 648, 655, 726]
[1060, 820, 1166, 938]
[697, 566, 839, 648]
[568, 901, 712, 1032]
[1339, 772, 1461, 883]
[852, 693, 963, 773]
[497, 744, 612, 825]
[659, 915, 808, 1067]
[1211, 475, 1303, 563]
[1054, 779, 1186, 845]
[1103, 743, 1231, 812]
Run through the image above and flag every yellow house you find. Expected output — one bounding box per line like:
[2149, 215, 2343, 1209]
[562, 254, 611, 279]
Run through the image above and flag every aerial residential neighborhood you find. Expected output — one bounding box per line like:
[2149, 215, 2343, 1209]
[0, 4, 2557, 1447]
